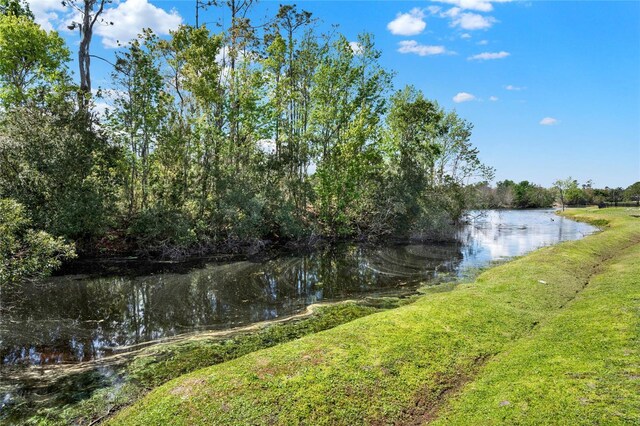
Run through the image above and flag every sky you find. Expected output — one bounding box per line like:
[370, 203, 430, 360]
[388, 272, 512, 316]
[25, 0, 640, 188]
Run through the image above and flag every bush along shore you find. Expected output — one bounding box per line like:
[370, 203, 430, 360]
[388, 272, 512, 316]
[109, 208, 640, 425]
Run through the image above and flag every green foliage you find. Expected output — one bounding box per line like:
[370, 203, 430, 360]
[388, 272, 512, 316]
[553, 176, 576, 210]
[0, 199, 75, 288]
[99, 21, 491, 252]
[624, 181, 640, 205]
[381, 86, 493, 235]
[0, 102, 119, 239]
[481, 179, 637, 210]
[474, 180, 554, 209]
[512, 180, 554, 208]
[310, 34, 390, 236]
[0, 0, 34, 18]
[0, 3, 495, 258]
[127, 206, 197, 256]
[0, 14, 70, 107]
[108, 30, 169, 215]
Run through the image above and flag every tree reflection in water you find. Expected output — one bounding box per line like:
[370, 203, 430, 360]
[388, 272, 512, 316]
[0, 209, 596, 366]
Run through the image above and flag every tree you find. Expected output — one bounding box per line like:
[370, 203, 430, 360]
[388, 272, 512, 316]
[108, 31, 167, 215]
[625, 182, 640, 206]
[64, 0, 111, 104]
[0, 199, 75, 289]
[553, 177, 576, 211]
[495, 180, 515, 207]
[210, 0, 257, 152]
[312, 34, 391, 236]
[606, 186, 624, 207]
[0, 14, 70, 107]
[0, 101, 118, 239]
[170, 24, 225, 218]
[0, 0, 34, 18]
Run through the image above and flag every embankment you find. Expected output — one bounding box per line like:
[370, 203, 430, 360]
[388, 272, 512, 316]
[111, 208, 640, 425]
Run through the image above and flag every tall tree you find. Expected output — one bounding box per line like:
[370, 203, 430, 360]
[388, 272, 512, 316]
[170, 24, 225, 218]
[108, 31, 167, 215]
[312, 34, 391, 235]
[264, 5, 316, 218]
[64, 0, 111, 103]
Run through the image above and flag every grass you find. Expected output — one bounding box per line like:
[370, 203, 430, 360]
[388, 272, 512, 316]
[127, 302, 395, 389]
[12, 301, 413, 425]
[433, 240, 640, 425]
[109, 208, 640, 425]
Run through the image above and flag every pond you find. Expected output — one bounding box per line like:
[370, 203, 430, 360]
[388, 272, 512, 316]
[0, 210, 596, 367]
[0, 209, 596, 418]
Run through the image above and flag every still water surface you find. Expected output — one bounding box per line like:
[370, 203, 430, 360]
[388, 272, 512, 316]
[0, 209, 596, 367]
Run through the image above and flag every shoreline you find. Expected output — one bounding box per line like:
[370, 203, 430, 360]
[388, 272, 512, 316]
[109, 207, 640, 425]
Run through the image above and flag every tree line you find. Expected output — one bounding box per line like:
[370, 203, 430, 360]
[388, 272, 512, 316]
[473, 179, 639, 209]
[0, 0, 493, 275]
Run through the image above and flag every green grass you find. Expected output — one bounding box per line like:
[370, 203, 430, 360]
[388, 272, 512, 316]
[433, 240, 640, 425]
[10, 302, 398, 426]
[127, 302, 392, 389]
[110, 208, 640, 425]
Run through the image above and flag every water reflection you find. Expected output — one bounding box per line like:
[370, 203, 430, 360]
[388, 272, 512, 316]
[0, 210, 596, 366]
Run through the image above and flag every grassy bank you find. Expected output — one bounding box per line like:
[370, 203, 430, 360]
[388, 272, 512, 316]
[10, 302, 407, 425]
[110, 208, 640, 425]
[433, 236, 640, 424]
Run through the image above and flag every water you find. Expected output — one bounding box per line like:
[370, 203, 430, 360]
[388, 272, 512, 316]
[0, 210, 595, 368]
[0, 210, 596, 419]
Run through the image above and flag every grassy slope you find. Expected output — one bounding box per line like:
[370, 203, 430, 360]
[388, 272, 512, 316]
[14, 303, 391, 425]
[110, 208, 640, 425]
[433, 238, 640, 425]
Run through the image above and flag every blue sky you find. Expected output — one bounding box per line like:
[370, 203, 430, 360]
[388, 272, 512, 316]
[27, 0, 640, 188]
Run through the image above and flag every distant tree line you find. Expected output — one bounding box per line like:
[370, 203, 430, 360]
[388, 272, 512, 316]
[0, 0, 494, 272]
[473, 180, 554, 209]
[473, 178, 639, 210]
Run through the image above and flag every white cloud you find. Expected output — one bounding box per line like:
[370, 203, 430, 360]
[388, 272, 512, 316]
[427, 5, 442, 15]
[27, 0, 67, 31]
[505, 84, 525, 91]
[477, 39, 489, 45]
[460, 33, 472, 39]
[387, 8, 427, 36]
[349, 41, 364, 55]
[397, 40, 449, 56]
[489, 96, 498, 101]
[434, 0, 511, 12]
[540, 117, 559, 125]
[453, 92, 476, 103]
[95, 0, 182, 48]
[443, 7, 462, 18]
[29, 0, 182, 48]
[451, 12, 497, 30]
[468, 51, 510, 60]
